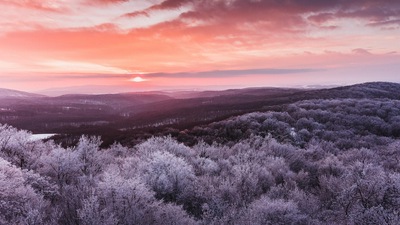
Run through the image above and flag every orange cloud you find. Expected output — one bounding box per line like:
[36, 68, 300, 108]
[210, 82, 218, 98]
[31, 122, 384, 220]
[0, 0, 399, 92]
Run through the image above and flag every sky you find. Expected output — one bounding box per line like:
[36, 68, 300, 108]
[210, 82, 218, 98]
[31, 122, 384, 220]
[0, 0, 399, 94]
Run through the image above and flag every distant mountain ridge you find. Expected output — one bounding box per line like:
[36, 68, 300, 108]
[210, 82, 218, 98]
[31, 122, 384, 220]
[0, 88, 45, 99]
[338, 82, 400, 98]
[304, 82, 400, 100]
[3, 81, 399, 99]
[51, 92, 173, 109]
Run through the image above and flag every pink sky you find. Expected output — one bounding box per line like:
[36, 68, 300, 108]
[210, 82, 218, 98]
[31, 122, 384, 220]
[0, 0, 399, 94]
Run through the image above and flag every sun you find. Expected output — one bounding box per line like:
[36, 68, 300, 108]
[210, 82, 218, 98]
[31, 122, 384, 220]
[130, 76, 147, 82]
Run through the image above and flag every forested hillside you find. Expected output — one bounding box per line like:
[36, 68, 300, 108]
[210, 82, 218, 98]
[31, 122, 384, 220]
[183, 98, 400, 148]
[1, 83, 400, 224]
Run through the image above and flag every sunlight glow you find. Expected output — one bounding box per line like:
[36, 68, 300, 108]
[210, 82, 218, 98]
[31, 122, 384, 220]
[130, 76, 147, 82]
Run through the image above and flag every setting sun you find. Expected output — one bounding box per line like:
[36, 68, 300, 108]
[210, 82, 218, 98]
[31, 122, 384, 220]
[130, 77, 147, 83]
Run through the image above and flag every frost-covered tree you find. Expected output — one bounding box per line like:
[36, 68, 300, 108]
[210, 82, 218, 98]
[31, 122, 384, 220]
[74, 136, 112, 177]
[98, 169, 198, 225]
[78, 194, 117, 225]
[0, 157, 57, 225]
[239, 196, 309, 225]
[0, 124, 32, 168]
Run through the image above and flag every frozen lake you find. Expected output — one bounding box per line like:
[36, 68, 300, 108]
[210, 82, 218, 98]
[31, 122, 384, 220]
[29, 133, 57, 141]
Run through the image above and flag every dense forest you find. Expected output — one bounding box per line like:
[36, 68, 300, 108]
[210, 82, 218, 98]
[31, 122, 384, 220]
[1, 82, 400, 224]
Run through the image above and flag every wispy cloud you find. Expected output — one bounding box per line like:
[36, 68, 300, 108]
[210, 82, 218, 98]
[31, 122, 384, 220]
[124, 0, 400, 32]
[140, 68, 321, 78]
[352, 48, 372, 55]
[1, 0, 70, 13]
[87, 0, 129, 5]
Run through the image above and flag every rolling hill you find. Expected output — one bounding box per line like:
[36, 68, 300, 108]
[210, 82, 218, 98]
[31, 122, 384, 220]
[1, 82, 399, 146]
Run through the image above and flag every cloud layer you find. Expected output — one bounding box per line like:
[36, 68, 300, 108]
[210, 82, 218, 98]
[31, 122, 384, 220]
[128, 0, 400, 31]
[0, 0, 399, 92]
[140, 68, 321, 78]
